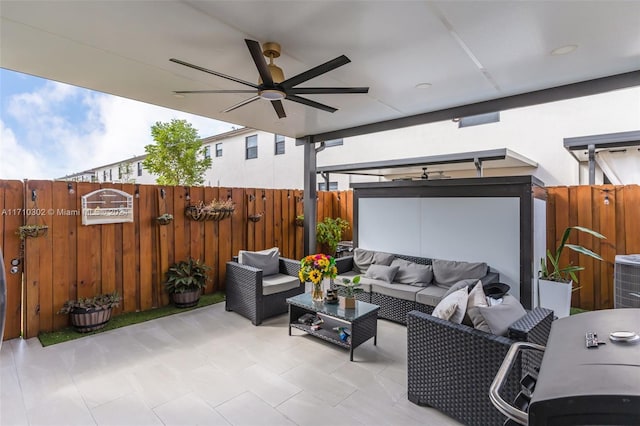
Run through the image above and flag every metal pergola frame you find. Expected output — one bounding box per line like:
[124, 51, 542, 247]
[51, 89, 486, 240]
[299, 70, 640, 254]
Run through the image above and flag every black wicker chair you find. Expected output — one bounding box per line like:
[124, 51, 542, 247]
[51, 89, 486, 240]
[225, 257, 302, 325]
[407, 307, 553, 426]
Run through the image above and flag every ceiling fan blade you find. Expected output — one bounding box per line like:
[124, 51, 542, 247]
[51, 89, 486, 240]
[222, 95, 260, 113]
[245, 39, 273, 86]
[170, 58, 259, 89]
[271, 100, 286, 119]
[286, 95, 337, 113]
[280, 55, 350, 89]
[174, 90, 257, 94]
[288, 87, 369, 95]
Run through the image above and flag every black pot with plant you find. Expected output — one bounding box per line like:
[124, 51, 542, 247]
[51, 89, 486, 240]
[164, 258, 211, 308]
[316, 217, 350, 256]
[58, 292, 121, 333]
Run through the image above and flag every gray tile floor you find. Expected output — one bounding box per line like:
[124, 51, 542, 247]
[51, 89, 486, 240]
[1, 302, 461, 426]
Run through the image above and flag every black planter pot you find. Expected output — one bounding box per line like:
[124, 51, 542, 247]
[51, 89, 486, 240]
[172, 289, 202, 308]
[69, 307, 113, 333]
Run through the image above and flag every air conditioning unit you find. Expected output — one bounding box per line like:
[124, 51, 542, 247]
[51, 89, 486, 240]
[614, 254, 640, 308]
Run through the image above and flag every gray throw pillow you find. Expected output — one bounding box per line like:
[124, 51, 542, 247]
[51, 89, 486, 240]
[466, 281, 489, 331]
[391, 258, 433, 286]
[238, 247, 279, 276]
[443, 278, 480, 298]
[364, 264, 399, 283]
[477, 295, 526, 336]
[433, 259, 488, 287]
[372, 251, 395, 266]
[353, 248, 375, 273]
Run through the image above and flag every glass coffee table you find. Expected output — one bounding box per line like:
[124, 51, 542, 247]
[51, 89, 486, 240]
[287, 292, 380, 361]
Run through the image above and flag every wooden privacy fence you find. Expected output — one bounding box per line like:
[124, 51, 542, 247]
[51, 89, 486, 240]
[546, 185, 640, 311]
[0, 180, 353, 339]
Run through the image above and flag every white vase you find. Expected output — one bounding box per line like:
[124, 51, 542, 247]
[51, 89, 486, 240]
[538, 278, 572, 318]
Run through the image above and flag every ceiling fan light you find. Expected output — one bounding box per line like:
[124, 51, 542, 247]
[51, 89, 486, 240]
[259, 89, 286, 100]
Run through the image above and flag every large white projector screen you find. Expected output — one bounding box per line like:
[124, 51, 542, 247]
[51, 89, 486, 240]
[358, 197, 521, 300]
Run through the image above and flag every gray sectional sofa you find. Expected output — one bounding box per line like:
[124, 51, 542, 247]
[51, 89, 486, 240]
[332, 248, 500, 324]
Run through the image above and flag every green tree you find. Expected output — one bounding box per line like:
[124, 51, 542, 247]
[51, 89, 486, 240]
[142, 119, 211, 185]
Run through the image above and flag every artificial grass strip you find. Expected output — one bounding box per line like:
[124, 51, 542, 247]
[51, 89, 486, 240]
[570, 307, 589, 315]
[38, 292, 225, 347]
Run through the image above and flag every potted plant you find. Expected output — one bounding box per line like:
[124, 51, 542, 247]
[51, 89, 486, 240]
[339, 275, 363, 309]
[248, 212, 263, 222]
[316, 217, 349, 256]
[295, 214, 304, 227]
[17, 224, 49, 240]
[539, 225, 605, 318]
[156, 213, 173, 225]
[58, 292, 121, 333]
[164, 258, 210, 308]
[185, 199, 235, 221]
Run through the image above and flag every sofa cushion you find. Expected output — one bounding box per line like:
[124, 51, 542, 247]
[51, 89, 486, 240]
[432, 259, 488, 288]
[239, 247, 279, 276]
[466, 281, 490, 330]
[432, 287, 468, 323]
[353, 248, 396, 274]
[335, 271, 372, 293]
[477, 295, 526, 336]
[365, 264, 399, 283]
[370, 280, 423, 302]
[262, 273, 300, 296]
[391, 258, 433, 286]
[416, 285, 448, 307]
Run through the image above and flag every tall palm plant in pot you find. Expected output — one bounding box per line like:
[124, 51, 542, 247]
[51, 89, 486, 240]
[539, 226, 605, 318]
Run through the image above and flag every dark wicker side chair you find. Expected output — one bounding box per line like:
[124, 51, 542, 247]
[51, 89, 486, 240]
[225, 250, 302, 325]
[407, 307, 553, 426]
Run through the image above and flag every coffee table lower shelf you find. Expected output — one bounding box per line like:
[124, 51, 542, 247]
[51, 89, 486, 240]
[287, 295, 379, 361]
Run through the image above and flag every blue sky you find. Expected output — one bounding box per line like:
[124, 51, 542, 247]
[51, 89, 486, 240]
[0, 68, 234, 180]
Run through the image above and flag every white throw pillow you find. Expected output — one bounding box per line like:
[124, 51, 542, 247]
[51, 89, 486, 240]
[466, 281, 490, 331]
[432, 287, 468, 323]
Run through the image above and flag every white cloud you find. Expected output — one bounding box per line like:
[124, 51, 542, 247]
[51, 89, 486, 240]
[0, 120, 45, 179]
[1, 79, 234, 179]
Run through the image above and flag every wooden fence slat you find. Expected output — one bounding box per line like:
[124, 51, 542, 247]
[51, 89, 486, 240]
[623, 185, 640, 254]
[1, 180, 24, 339]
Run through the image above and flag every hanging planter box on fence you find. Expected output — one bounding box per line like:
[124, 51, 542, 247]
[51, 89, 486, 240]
[156, 214, 174, 225]
[185, 205, 234, 222]
[69, 307, 113, 333]
[17, 225, 49, 240]
[248, 213, 263, 223]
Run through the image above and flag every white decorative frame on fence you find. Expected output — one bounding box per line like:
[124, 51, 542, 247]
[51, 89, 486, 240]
[81, 188, 134, 225]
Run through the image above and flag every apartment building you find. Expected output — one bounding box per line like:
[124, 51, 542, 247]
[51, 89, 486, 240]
[62, 87, 639, 188]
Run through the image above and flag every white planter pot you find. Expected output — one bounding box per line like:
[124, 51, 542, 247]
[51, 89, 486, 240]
[538, 278, 572, 318]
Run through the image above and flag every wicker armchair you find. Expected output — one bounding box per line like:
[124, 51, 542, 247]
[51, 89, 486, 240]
[407, 308, 553, 426]
[225, 257, 302, 325]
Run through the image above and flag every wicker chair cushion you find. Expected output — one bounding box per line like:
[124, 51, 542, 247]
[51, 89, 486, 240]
[262, 273, 301, 296]
[432, 259, 488, 287]
[415, 285, 447, 307]
[390, 258, 433, 286]
[239, 247, 279, 276]
[477, 295, 526, 336]
[370, 280, 423, 301]
[432, 288, 468, 323]
[365, 264, 399, 283]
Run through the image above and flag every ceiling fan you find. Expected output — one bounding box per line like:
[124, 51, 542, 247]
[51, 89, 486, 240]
[170, 39, 369, 119]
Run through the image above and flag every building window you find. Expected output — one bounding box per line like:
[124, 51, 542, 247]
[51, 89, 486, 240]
[318, 182, 339, 191]
[109, 169, 112, 181]
[457, 112, 500, 128]
[324, 139, 343, 147]
[204, 145, 211, 159]
[274, 134, 285, 155]
[103, 171, 107, 181]
[118, 166, 123, 180]
[246, 135, 258, 159]
[215, 143, 223, 157]
[137, 162, 142, 176]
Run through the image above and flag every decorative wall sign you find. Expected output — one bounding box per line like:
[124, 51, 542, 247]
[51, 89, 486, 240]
[81, 189, 134, 225]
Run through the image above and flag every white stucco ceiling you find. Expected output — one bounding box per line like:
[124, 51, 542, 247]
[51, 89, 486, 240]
[2, 1, 639, 139]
